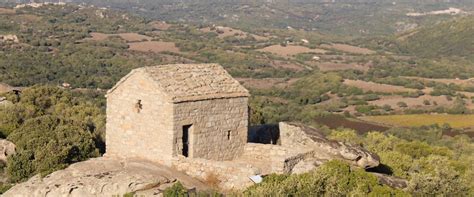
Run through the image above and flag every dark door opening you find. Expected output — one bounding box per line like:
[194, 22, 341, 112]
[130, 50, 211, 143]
[182, 124, 192, 157]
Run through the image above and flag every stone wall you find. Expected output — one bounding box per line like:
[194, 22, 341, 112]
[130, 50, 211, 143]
[172, 157, 258, 191]
[106, 73, 175, 164]
[239, 143, 314, 174]
[173, 97, 248, 160]
[278, 122, 380, 169]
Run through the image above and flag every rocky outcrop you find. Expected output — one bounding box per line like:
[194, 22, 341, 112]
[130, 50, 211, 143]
[3, 157, 209, 197]
[372, 173, 408, 189]
[279, 122, 380, 169]
[0, 35, 19, 43]
[0, 139, 15, 164]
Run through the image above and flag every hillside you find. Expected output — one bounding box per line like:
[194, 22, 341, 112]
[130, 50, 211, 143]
[0, 2, 474, 196]
[70, 0, 474, 36]
[400, 16, 474, 59]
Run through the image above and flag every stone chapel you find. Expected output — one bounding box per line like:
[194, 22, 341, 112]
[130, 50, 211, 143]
[105, 64, 250, 164]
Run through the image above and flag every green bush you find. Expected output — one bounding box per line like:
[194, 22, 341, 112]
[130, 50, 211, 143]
[1, 86, 103, 182]
[163, 182, 188, 197]
[244, 160, 408, 196]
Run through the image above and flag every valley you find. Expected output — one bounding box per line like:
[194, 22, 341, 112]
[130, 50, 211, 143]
[0, 1, 473, 196]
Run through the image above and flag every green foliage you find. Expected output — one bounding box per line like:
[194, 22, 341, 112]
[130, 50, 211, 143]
[327, 129, 362, 144]
[402, 17, 474, 59]
[244, 160, 408, 196]
[327, 128, 473, 195]
[6, 150, 35, 183]
[0, 183, 12, 194]
[163, 182, 188, 197]
[1, 86, 104, 182]
[123, 192, 135, 197]
[408, 155, 470, 195]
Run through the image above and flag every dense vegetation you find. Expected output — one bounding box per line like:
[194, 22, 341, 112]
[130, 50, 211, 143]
[0, 86, 105, 182]
[246, 126, 473, 196]
[68, 0, 474, 36]
[401, 17, 474, 60]
[245, 160, 408, 196]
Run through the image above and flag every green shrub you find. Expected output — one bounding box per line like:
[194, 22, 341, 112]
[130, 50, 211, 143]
[244, 160, 407, 196]
[163, 182, 188, 197]
[1, 86, 103, 182]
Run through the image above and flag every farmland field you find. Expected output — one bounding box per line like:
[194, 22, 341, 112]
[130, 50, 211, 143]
[0, 8, 15, 14]
[315, 115, 389, 134]
[0, 83, 12, 94]
[317, 62, 369, 71]
[343, 79, 416, 93]
[128, 41, 180, 53]
[320, 43, 375, 55]
[87, 32, 152, 42]
[361, 114, 474, 128]
[200, 26, 268, 40]
[258, 45, 327, 57]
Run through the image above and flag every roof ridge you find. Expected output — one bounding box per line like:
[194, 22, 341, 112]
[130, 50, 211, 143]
[107, 64, 249, 102]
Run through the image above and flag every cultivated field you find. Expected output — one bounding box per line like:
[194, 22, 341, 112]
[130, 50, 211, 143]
[128, 41, 180, 53]
[343, 79, 416, 93]
[361, 114, 474, 128]
[88, 33, 152, 42]
[315, 115, 389, 134]
[236, 78, 299, 90]
[271, 60, 307, 71]
[0, 83, 13, 94]
[150, 21, 171, 30]
[116, 33, 152, 42]
[88, 32, 109, 41]
[0, 8, 15, 14]
[200, 26, 268, 40]
[404, 76, 474, 86]
[369, 95, 454, 109]
[258, 45, 327, 57]
[321, 43, 375, 55]
[316, 62, 369, 71]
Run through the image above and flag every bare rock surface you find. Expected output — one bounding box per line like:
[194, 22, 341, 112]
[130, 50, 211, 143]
[0, 139, 15, 164]
[279, 122, 380, 169]
[4, 157, 209, 197]
[372, 173, 408, 189]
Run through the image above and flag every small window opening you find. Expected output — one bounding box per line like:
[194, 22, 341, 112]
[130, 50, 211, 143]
[227, 130, 231, 140]
[135, 100, 142, 113]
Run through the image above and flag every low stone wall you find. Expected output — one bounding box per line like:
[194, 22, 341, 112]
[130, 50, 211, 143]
[240, 143, 314, 174]
[171, 157, 260, 191]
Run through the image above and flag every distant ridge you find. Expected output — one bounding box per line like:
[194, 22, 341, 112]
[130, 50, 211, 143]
[400, 16, 474, 59]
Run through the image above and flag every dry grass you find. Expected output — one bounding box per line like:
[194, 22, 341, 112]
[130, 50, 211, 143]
[88, 32, 151, 42]
[0, 83, 13, 94]
[16, 14, 41, 23]
[0, 8, 15, 14]
[236, 78, 298, 90]
[343, 79, 416, 93]
[369, 95, 454, 109]
[321, 43, 375, 55]
[317, 62, 369, 71]
[150, 20, 171, 30]
[200, 26, 268, 41]
[258, 45, 327, 57]
[272, 60, 306, 71]
[128, 41, 180, 53]
[361, 114, 474, 129]
[203, 172, 221, 188]
[404, 76, 474, 86]
[117, 33, 151, 42]
[88, 32, 109, 41]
